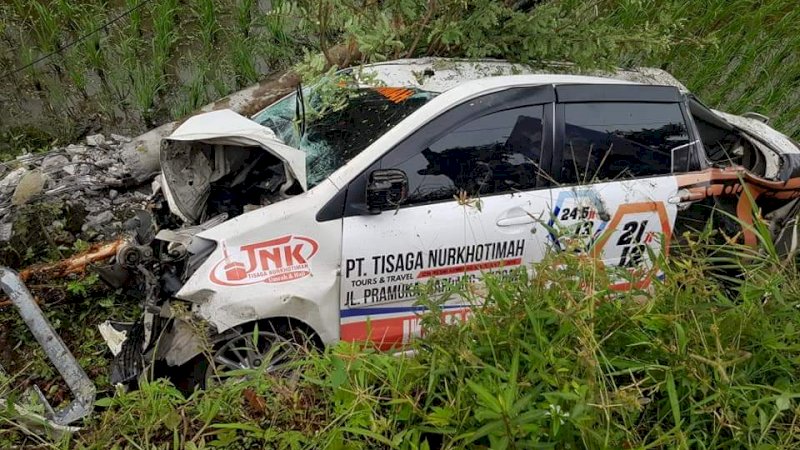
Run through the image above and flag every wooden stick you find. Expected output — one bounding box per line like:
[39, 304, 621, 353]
[0, 239, 124, 308]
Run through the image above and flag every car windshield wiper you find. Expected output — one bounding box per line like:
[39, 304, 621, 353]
[294, 82, 306, 138]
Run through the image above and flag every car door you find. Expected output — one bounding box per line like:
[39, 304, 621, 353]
[338, 86, 557, 349]
[548, 84, 703, 289]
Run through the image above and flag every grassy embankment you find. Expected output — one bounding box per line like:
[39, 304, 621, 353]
[10, 232, 800, 448]
[0, 0, 303, 158]
[614, 0, 800, 140]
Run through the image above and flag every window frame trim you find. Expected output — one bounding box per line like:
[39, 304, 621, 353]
[552, 98, 703, 187]
[338, 85, 557, 218]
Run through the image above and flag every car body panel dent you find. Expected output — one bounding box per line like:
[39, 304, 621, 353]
[177, 179, 342, 343]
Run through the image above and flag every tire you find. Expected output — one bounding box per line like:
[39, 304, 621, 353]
[205, 328, 302, 386]
[170, 321, 317, 393]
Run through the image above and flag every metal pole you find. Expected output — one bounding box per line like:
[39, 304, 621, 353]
[0, 267, 95, 425]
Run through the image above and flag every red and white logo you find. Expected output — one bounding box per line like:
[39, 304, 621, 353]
[210, 235, 319, 286]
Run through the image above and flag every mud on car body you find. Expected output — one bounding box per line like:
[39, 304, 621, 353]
[99, 59, 800, 387]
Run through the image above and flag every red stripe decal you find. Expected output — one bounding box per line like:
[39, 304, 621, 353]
[417, 258, 522, 279]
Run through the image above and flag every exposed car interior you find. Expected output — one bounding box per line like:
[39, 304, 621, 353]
[160, 141, 293, 224]
[688, 96, 766, 175]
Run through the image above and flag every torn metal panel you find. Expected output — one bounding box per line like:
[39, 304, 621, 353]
[0, 268, 95, 426]
[161, 110, 307, 224]
[165, 110, 307, 189]
[715, 110, 800, 157]
[157, 318, 204, 367]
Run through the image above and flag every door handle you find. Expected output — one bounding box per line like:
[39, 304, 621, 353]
[668, 189, 705, 210]
[496, 215, 535, 227]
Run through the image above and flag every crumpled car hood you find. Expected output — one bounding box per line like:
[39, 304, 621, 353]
[161, 110, 307, 223]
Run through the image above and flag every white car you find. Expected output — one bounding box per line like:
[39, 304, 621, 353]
[101, 59, 800, 386]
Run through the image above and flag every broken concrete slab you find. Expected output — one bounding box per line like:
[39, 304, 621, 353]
[85, 134, 106, 147]
[0, 167, 26, 195]
[110, 133, 132, 143]
[41, 154, 71, 173]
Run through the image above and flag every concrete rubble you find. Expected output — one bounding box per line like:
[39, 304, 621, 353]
[0, 69, 302, 252]
[0, 133, 151, 245]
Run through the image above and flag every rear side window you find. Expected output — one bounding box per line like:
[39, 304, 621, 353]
[560, 102, 690, 184]
[395, 105, 545, 205]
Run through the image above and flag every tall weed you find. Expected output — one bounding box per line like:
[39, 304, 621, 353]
[64, 233, 800, 449]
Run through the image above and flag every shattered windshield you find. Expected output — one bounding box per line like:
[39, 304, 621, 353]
[253, 85, 437, 188]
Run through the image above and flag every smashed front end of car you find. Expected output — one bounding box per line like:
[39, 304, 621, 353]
[97, 82, 439, 387]
[95, 109, 314, 387]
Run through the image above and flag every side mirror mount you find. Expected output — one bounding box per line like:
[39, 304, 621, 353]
[366, 169, 408, 214]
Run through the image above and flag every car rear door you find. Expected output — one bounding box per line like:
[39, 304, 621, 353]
[338, 85, 556, 349]
[548, 84, 703, 289]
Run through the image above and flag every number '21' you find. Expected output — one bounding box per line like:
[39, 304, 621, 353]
[617, 220, 649, 267]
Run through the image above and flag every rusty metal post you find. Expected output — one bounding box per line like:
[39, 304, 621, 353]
[0, 267, 95, 425]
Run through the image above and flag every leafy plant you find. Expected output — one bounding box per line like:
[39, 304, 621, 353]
[192, 0, 219, 54]
[66, 273, 99, 297]
[10, 225, 791, 449]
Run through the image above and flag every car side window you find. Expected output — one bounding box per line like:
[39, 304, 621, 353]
[389, 105, 545, 205]
[560, 102, 690, 184]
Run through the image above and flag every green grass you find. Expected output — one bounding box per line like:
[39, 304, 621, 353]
[606, 0, 800, 139]
[4, 232, 799, 448]
[0, 0, 305, 152]
[0, 0, 797, 154]
[192, 0, 220, 54]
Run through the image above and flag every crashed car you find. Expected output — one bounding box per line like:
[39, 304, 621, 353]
[95, 59, 800, 387]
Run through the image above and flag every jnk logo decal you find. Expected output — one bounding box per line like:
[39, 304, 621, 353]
[210, 235, 319, 286]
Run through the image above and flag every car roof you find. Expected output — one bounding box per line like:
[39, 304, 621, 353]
[353, 57, 683, 93]
[434, 74, 638, 96]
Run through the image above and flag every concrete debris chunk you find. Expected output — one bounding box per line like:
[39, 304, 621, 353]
[66, 144, 88, 156]
[95, 158, 115, 169]
[41, 154, 70, 173]
[85, 134, 106, 147]
[86, 210, 114, 228]
[0, 167, 27, 195]
[0, 222, 12, 241]
[12, 170, 47, 206]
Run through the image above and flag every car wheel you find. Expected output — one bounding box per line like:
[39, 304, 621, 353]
[204, 328, 306, 386]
